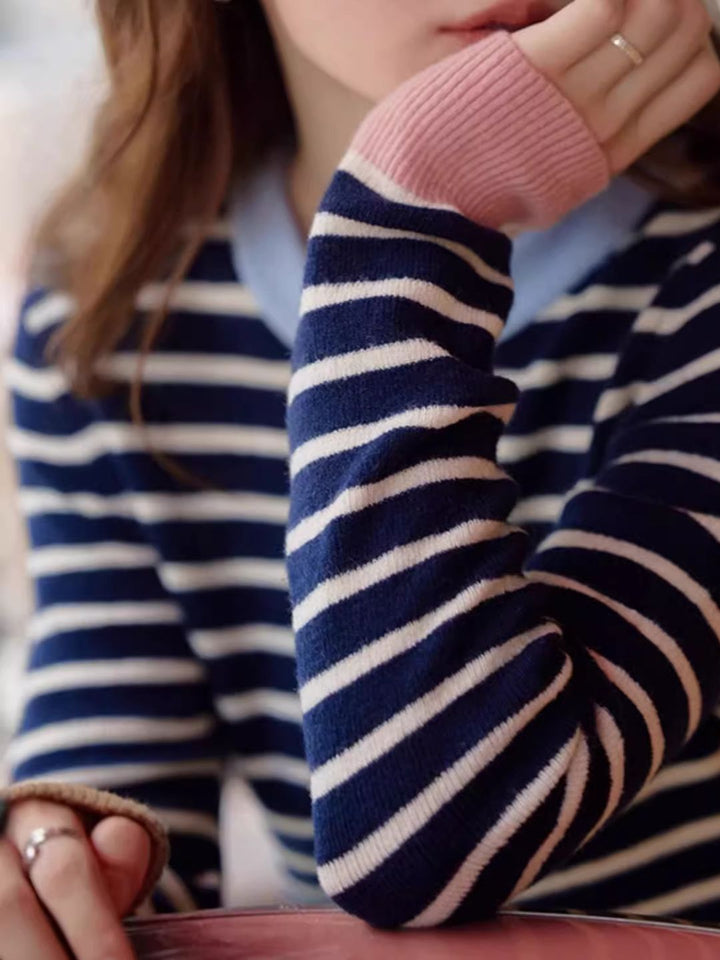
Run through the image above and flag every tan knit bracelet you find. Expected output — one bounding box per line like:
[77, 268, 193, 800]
[1, 781, 169, 913]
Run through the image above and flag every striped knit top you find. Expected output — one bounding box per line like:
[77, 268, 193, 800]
[8, 32, 720, 928]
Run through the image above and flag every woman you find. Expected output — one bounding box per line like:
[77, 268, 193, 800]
[2, 0, 720, 957]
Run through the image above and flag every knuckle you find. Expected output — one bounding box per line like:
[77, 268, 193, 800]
[594, 0, 624, 33]
[31, 842, 90, 901]
[655, 0, 680, 33]
[87, 928, 127, 960]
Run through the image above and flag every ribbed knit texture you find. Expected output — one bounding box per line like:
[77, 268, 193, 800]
[353, 32, 610, 229]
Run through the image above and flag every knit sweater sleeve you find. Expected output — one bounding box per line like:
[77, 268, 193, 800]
[286, 34, 720, 926]
[6, 292, 223, 913]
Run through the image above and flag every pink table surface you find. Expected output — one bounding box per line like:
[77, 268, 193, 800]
[126, 908, 720, 959]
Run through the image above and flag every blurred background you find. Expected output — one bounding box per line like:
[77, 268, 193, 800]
[0, 0, 285, 906]
[0, 0, 100, 755]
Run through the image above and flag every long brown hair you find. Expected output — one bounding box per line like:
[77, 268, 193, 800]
[38, 0, 720, 409]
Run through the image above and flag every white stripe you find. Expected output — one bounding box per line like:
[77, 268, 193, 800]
[596, 346, 720, 423]
[101, 352, 289, 390]
[8, 714, 215, 766]
[317, 660, 573, 897]
[496, 354, 617, 393]
[301, 577, 529, 712]
[590, 707, 626, 839]
[510, 735, 590, 901]
[6, 353, 290, 402]
[312, 626, 546, 800]
[537, 285, 658, 322]
[498, 425, 592, 465]
[29, 601, 182, 644]
[621, 875, 720, 917]
[24, 291, 73, 333]
[301, 279, 503, 340]
[287, 457, 506, 556]
[340, 150, 460, 217]
[265, 811, 315, 839]
[162, 557, 287, 592]
[137, 281, 261, 317]
[311, 212, 513, 291]
[538, 528, 715, 736]
[288, 339, 447, 405]
[190, 624, 295, 659]
[28, 542, 157, 578]
[509, 495, 563, 527]
[20, 487, 289, 525]
[154, 809, 219, 840]
[23, 758, 221, 788]
[612, 448, 720, 485]
[239, 754, 310, 787]
[509, 479, 595, 531]
[290, 404, 514, 477]
[633, 284, 720, 337]
[9, 422, 288, 465]
[685, 240, 716, 266]
[22, 281, 264, 335]
[643, 207, 720, 238]
[520, 814, 720, 903]
[4, 359, 68, 401]
[290, 403, 513, 479]
[294, 519, 517, 634]
[591, 649, 665, 781]
[410, 735, 580, 927]
[22, 658, 204, 700]
[683, 509, 720, 543]
[217, 689, 301, 723]
[530, 569, 672, 767]
[156, 868, 198, 913]
[652, 413, 720, 426]
[637, 750, 720, 803]
[193, 870, 222, 891]
[517, 709, 625, 905]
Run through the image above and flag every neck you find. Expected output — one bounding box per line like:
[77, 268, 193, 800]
[265, 15, 372, 237]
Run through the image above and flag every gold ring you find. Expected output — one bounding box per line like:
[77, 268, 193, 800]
[610, 33, 645, 68]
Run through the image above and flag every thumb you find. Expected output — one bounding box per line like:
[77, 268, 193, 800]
[90, 816, 151, 916]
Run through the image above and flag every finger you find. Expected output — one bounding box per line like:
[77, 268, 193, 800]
[562, 0, 681, 103]
[6, 801, 137, 960]
[603, 0, 714, 124]
[608, 39, 720, 171]
[90, 817, 150, 917]
[0, 840, 70, 960]
[515, 0, 628, 74]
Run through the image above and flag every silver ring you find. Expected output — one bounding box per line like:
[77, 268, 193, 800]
[22, 827, 83, 873]
[610, 33, 645, 68]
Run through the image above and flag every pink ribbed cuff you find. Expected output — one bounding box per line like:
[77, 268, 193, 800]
[353, 31, 610, 230]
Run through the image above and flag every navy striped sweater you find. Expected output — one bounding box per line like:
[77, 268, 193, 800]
[8, 169, 720, 923]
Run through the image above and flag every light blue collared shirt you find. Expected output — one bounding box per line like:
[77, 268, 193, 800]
[230, 156, 655, 350]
